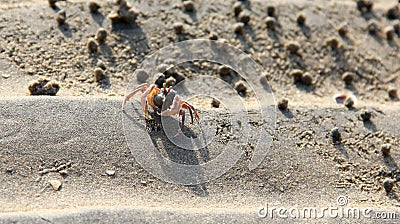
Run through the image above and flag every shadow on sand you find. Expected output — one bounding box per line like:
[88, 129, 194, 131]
[124, 109, 210, 196]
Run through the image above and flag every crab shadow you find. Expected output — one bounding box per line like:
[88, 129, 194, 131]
[124, 108, 209, 196]
[147, 112, 210, 196]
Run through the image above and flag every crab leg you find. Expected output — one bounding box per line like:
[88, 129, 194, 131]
[181, 110, 186, 127]
[181, 103, 194, 124]
[188, 107, 194, 124]
[122, 83, 150, 109]
[160, 96, 200, 127]
[141, 84, 157, 118]
[182, 101, 200, 121]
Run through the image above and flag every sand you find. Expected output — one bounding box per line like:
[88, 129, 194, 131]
[1, 0, 400, 223]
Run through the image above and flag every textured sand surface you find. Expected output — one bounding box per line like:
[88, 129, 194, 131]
[1, 0, 400, 223]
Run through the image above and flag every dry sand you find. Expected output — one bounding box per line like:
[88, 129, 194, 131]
[1, 0, 400, 223]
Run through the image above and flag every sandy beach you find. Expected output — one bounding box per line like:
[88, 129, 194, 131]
[1, 0, 400, 223]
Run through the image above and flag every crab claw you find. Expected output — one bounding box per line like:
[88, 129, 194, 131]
[161, 95, 181, 117]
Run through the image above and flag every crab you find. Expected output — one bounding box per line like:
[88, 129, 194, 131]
[122, 83, 200, 126]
